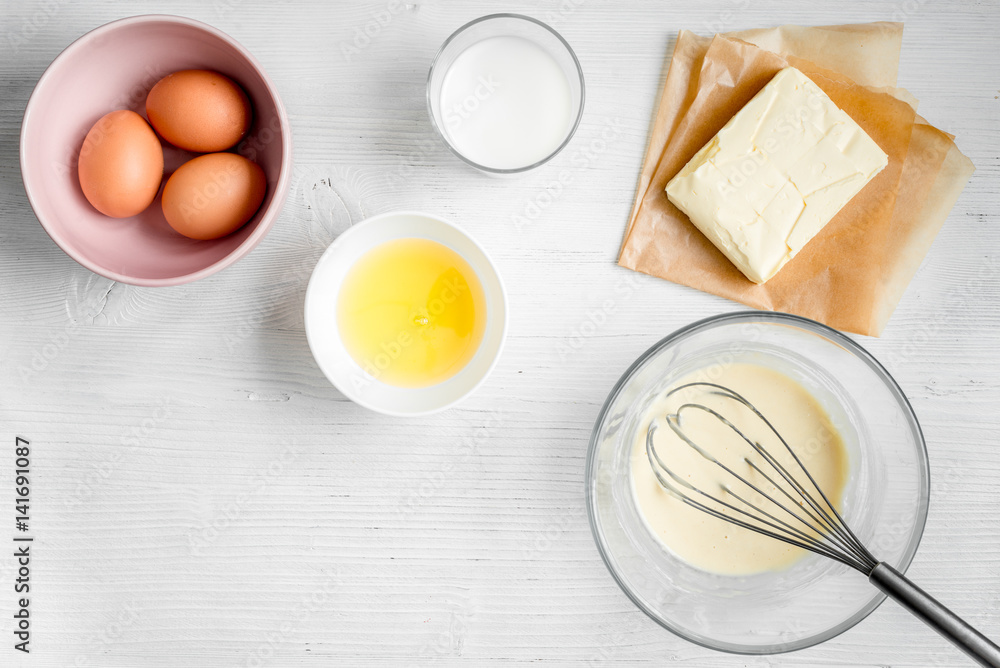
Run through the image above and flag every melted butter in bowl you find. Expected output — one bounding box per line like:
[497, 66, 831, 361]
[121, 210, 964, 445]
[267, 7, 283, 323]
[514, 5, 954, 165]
[630, 363, 849, 576]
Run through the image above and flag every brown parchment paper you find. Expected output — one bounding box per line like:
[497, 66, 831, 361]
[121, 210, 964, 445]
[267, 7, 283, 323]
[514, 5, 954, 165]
[618, 24, 974, 336]
[729, 23, 903, 88]
[872, 124, 977, 331]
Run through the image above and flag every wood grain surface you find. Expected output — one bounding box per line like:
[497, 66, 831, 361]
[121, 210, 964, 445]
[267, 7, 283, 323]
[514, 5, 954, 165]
[0, 1, 998, 666]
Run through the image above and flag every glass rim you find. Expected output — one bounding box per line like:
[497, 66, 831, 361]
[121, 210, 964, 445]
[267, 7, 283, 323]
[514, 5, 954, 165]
[425, 13, 586, 174]
[584, 310, 931, 655]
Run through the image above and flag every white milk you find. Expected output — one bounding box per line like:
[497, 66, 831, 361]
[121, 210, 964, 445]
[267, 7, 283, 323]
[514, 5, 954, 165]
[439, 35, 573, 170]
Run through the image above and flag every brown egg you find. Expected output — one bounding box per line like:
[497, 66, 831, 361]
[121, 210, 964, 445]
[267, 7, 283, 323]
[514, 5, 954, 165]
[146, 70, 252, 152]
[78, 110, 164, 218]
[161, 153, 266, 240]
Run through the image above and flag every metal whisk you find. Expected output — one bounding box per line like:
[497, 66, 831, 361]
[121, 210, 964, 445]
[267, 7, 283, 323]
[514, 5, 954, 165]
[646, 382, 1000, 668]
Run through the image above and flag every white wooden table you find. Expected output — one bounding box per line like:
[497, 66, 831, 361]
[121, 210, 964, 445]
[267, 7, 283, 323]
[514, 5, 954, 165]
[1, 1, 997, 666]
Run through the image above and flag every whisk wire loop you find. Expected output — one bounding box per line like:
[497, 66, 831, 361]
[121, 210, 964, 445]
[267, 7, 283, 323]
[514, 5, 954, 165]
[647, 382, 878, 574]
[645, 423, 864, 571]
[661, 412, 850, 554]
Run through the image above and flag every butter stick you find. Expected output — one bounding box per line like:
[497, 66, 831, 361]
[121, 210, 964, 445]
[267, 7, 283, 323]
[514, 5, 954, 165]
[665, 66, 888, 284]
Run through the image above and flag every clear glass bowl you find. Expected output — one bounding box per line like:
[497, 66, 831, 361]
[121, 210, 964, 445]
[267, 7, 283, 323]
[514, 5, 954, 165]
[426, 13, 585, 174]
[586, 312, 930, 654]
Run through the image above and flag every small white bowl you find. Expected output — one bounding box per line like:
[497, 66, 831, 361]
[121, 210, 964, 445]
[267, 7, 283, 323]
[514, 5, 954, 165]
[304, 211, 508, 416]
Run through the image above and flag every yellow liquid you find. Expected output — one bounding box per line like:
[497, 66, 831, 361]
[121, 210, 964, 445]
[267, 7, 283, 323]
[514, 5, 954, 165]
[337, 238, 487, 388]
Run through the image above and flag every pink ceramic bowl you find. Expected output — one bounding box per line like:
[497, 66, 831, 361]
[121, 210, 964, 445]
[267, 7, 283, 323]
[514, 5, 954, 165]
[20, 15, 292, 286]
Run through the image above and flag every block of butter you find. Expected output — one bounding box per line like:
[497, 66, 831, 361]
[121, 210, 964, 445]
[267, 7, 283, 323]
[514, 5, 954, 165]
[665, 67, 889, 284]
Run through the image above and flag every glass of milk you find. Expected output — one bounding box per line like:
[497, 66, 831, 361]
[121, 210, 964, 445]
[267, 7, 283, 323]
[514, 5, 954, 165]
[427, 14, 585, 174]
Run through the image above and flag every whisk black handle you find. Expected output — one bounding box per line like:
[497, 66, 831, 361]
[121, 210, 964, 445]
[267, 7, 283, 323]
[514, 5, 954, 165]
[870, 562, 1000, 667]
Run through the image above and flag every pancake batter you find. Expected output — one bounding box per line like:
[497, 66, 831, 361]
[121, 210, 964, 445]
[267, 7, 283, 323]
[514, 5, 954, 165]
[630, 363, 849, 575]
